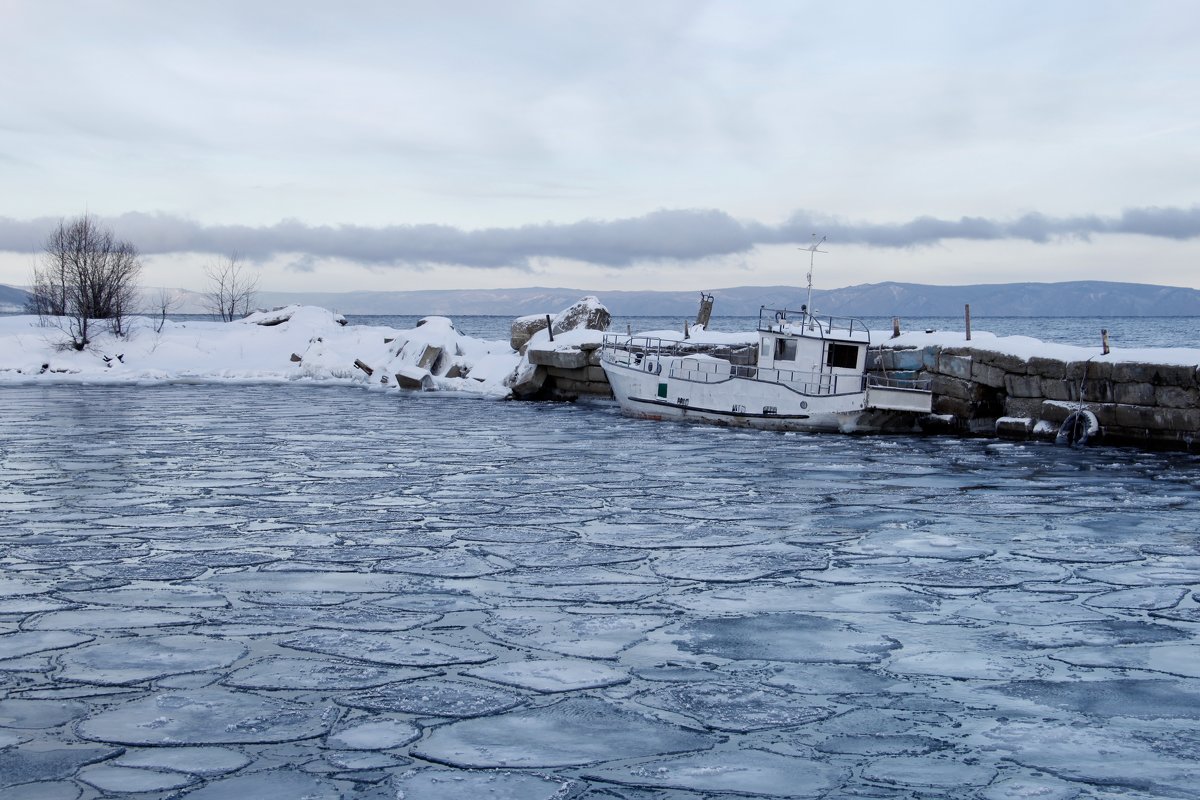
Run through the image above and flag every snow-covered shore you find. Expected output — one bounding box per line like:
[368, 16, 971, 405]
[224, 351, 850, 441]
[2, 306, 1196, 398]
[0, 306, 522, 395]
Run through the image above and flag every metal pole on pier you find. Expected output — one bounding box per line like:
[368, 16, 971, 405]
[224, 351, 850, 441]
[964, 304, 972, 341]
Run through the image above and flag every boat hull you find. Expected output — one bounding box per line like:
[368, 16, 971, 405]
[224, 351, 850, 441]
[603, 359, 871, 433]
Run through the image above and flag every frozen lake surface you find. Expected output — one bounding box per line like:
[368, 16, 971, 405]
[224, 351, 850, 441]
[1, 384, 1199, 799]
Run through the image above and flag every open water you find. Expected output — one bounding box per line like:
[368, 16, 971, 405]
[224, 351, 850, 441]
[142, 313, 1200, 349]
[1, 384, 1198, 798]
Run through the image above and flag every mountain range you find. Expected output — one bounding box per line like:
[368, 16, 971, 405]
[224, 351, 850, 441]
[2, 280, 1198, 317]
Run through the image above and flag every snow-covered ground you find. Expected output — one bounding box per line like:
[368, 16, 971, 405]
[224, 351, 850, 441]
[0, 307, 521, 395]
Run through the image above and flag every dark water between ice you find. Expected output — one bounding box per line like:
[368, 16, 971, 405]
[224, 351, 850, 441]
[1, 385, 1199, 798]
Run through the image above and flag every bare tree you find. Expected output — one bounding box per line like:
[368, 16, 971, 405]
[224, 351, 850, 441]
[28, 214, 142, 349]
[152, 287, 181, 333]
[204, 254, 259, 321]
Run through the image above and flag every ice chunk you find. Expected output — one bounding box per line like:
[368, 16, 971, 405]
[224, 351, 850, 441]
[211, 606, 439, 632]
[673, 613, 899, 664]
[376, 552, 506, 578]
[860, 755, 995, 788]
[241, 590, 353, 606]
[280, 631, 494, 666]
[223, 656, 433, 690]
[327, 719, 420, 750]
[372, 593, 490, 613]
[0, 698, 88, 728]
[1051, 643, 1200, 678]
[78, 764, 196, 793]
[480, 542, 641, 568]
[390, 768, 576, 799]
[25, 608, 198, 630]
[466, 659, 629, 693]
[845, 532, 994, 560]
[55, 587, 229, 608]
[0, 744, 121, 789]
[484, 582, 662, 605]
[974, 719, 1200, 796]
[1084, 586, 1188, 610]
[477, 610, 665, 659]
[651, 545, 827, 582]
[115, 746, 250, 775]
[413, 697, 716, 768]
[984, 678, 1200, 719]
[176, 770, 343, 799]
[583, 748, 842, 796]
[56, 635, 246, 685]
[339, 679, 526, 718]
[977, 775, 1084, 800]
[76, 689, 336, 744]
[0, 631, 93, 660]
[886, 650, 1035, 680]
[953, 600, 1110, 626]
[634, 681, 836, 732]
[451, 525, 578, 544]
[669, 584, 941, 616]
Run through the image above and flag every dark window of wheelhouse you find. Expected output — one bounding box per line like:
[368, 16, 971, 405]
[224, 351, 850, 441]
[775, 338, 797, 361]
[825, 343, 859, 369]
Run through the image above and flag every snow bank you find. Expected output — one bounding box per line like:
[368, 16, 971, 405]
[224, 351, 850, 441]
[0, 307, 521, 396]
[881, 328, 1200, 367]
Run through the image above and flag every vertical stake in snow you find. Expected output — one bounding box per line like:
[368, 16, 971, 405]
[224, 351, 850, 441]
[1102, 329, 1110, 355]
[892, 317, 901, 339]
[545, 314, 554, 343]
[964, 304, 972, 341]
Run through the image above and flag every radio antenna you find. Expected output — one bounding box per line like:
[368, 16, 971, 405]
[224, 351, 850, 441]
[802, 234, 827, 317]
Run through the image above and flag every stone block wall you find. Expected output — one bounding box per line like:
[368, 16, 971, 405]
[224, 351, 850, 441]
[873, 344, 1199, 451]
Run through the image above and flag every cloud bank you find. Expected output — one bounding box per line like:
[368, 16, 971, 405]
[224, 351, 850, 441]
[1, 206, 1197, 269]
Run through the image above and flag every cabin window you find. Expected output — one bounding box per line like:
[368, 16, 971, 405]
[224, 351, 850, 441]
[775, 338, 797, 361]
[825, 343, 859, 369]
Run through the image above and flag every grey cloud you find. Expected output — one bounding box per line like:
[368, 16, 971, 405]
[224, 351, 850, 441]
[0, 206, 1197, 268]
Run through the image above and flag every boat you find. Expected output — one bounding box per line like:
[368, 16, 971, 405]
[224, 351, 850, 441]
[599, 305, 933, 433]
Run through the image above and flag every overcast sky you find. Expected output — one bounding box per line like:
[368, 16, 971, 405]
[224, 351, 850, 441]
[1, 0, 1198, 294]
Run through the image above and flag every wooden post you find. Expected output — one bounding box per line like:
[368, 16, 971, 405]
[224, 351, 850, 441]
[891, 317, 900, 339]
[964, 304, 972, 341]
[545, 314, 554, 342]
[683, 321, 689, 339]
[1102, 328, 1110, 355]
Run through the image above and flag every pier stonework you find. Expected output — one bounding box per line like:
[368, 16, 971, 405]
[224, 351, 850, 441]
[871, 345, 1200, 451]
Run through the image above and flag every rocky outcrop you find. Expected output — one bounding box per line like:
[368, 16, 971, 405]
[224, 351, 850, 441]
[551, 297, 610, 337]
[510, 314, 550, 353]
[506, 298, 612, 400]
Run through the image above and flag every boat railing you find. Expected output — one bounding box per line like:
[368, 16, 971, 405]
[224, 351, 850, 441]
[600, 335, 757, 367]
[866, 373, 933, 392]
[670, 357, 866, 397]
[758, 306, 869, 340]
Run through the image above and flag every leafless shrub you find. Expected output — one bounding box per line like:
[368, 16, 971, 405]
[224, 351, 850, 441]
[28, 214, 142, 349]
[204, 254, 259, 322]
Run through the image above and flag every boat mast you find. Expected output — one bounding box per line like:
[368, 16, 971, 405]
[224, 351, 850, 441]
[803, 234, 827, 320]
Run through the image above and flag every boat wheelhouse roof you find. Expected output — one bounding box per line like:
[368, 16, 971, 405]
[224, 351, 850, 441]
[758, 307, 871, 344]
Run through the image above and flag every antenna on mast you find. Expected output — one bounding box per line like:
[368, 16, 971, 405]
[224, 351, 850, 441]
[802, 234, 827, 318]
